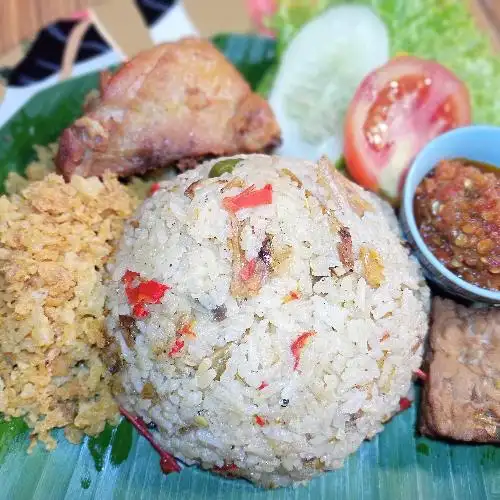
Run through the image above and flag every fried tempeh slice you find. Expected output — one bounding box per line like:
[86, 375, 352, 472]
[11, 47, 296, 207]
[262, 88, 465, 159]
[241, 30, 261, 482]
[420, 298, 500, 443]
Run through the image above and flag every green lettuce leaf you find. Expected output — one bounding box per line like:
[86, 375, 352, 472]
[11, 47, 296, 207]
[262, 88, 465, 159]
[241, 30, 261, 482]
[266, 0, 500, 124]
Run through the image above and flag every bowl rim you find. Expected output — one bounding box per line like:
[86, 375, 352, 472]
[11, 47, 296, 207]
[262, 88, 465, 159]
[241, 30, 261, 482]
[402, 124, 500, 302]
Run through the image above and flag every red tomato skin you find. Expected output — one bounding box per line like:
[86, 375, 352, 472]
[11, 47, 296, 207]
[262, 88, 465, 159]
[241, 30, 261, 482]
[246, 0, 277, 37]
[344, 56, 471, 202]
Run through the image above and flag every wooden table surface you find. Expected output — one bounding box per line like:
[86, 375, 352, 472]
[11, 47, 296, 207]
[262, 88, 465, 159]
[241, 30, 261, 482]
[1, 0, 500, 56]
[0, 0, 106, 55]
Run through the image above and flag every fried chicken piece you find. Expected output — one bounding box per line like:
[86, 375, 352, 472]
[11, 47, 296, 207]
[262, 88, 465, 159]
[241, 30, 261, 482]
[56, 38, 281, 180]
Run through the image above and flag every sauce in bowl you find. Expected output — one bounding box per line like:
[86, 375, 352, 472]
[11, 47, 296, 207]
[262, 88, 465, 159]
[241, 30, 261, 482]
[413, 158, 500, 291]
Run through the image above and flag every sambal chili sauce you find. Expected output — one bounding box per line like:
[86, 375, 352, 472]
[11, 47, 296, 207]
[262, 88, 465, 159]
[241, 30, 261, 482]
[414, 159, 500, 291]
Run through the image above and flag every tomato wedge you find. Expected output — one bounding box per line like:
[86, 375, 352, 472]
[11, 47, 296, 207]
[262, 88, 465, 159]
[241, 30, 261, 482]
[344, 56, 471, 202]
[247, 0, 277, 37]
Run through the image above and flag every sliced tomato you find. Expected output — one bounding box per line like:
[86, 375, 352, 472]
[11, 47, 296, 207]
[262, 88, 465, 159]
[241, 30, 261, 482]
[247, 0, 277, 37]
[344, 55, 471, 202]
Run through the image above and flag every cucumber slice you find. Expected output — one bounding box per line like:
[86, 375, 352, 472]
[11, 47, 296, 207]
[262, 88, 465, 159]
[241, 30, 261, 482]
[270, 4, 389, 162]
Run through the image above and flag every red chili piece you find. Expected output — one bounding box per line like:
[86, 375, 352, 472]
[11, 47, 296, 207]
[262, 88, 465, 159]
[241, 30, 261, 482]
[291, 331, 316, 371]
[414, 368, 428, 382]
[119, 407, 180, 474]
[122, 270, 171, 319]
[122, 270, 140, 286]
[168, 338, 185, 357]
[125, 286, 140, 305]
[132, 303, 149, 319]
[149, 183, 161, 196]
[222, 184, 273, 213]
[257, 381, 268, 390]
[283, 290, 301, 304]
[254, 415, 267, 426]
[136, 280, 171, 304]
[399, 397, 412, 411]
[239, 258, 257, 281]
[213, 463, 238, 474]
[177, 322, 196, 338]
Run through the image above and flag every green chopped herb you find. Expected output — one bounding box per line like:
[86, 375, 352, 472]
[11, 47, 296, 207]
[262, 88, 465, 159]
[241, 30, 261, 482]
[335, 156, 347, 173]
[208, 159, 240, 178]
[194, 415, 209, 428]
[416, 442, 430, 456]
[81, 477, 91, 489]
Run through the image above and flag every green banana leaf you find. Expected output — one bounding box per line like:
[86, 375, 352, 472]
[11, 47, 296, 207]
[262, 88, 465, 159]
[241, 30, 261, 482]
[0, 31, 499, 500]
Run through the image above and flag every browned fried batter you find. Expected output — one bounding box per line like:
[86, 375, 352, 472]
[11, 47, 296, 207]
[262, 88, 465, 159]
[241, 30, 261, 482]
[56, 38, 281, 180]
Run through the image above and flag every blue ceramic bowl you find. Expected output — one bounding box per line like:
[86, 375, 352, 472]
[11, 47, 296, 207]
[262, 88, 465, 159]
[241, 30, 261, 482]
[400, 125, 500, 304]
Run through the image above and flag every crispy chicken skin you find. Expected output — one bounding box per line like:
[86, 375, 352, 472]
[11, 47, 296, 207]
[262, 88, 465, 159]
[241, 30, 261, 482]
[56, 38, 281, 179]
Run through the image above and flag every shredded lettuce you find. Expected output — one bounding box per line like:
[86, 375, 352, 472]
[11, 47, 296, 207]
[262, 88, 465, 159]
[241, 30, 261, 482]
[264, 0, 500, 124]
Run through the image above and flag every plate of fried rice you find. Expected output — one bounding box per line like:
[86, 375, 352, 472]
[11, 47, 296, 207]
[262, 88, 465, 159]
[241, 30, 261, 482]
[1, 3, 500, 499]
